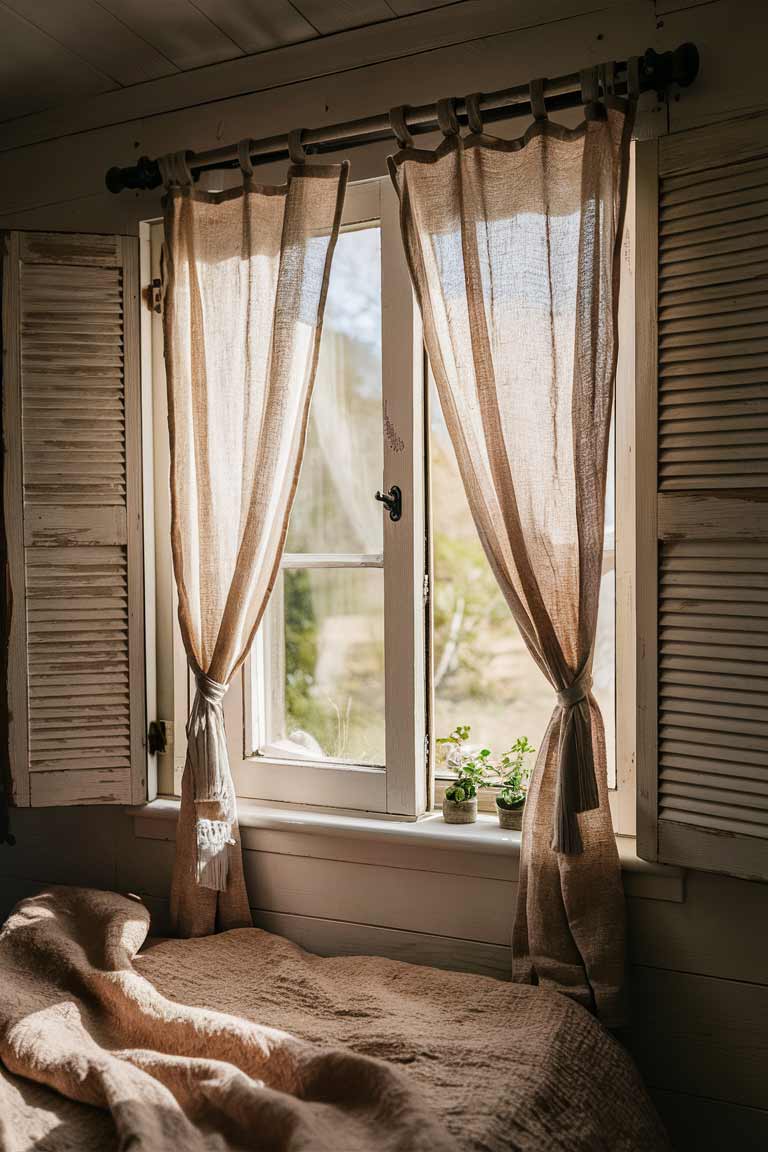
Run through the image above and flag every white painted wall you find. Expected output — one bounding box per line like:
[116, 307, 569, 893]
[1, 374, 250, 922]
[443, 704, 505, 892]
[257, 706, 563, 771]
[2, 2, 768, 1149]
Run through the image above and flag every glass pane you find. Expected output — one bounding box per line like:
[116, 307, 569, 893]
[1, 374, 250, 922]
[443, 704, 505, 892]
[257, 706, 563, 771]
[286, 226, 383, 555]
[268, 567, 385, 765]
[430, 378, 616, 783]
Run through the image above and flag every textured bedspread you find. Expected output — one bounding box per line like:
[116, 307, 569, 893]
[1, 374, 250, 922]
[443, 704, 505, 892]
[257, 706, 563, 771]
[0, 887, 669, 1152]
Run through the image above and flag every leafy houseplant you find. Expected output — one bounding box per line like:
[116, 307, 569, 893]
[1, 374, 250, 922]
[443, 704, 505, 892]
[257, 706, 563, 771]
[495, 737, 536, 830]
[438, 726, 492, 824]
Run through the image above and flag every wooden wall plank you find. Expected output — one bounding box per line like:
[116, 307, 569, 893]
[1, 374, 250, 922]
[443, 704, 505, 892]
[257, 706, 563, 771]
[651, 1089, 768, 1152]
[253, 908, 513, 979]
[629, 965, 768, 1110]
[628, 869, 768, 985]
[665, 0, 768, 136]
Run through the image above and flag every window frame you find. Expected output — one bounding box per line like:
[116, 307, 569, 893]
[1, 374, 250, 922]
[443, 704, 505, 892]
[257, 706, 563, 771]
[147, 158, 638, 834]
[148, 178, 427, 817]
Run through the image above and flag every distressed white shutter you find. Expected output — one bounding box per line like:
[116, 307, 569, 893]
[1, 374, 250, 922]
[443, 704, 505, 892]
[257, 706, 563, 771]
[2, 231, 145, 807]
[636, 115, 768, 880]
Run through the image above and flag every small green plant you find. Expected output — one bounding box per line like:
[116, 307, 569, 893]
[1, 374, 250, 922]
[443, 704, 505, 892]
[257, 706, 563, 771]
[437, 725, 493, 802]
[496, 736, 536, 810]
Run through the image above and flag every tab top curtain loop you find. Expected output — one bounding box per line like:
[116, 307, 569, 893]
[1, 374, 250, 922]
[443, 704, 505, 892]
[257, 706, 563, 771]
[287, 128, 307, 164]
[389, 105, 414, 149]
[158, 150, 194, 188]
[237, 139, 254, 177]
[580, 67, 600, 107]
[436, 97, 459, 136]
[465, 92, 484, 135]
[529, 78, 548, 120]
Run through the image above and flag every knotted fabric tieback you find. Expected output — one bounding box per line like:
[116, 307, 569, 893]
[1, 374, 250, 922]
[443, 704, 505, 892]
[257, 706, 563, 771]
[557, 673, 592, 709]
[553, 670, 598, 856]
[186, 670, 235, 891]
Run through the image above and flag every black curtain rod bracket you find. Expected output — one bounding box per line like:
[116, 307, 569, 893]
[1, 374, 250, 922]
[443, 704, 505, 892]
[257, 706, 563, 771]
[105, 42, 699, 194]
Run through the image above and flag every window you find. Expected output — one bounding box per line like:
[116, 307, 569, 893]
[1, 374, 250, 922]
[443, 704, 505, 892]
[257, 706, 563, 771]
[149, 168, 635, 830]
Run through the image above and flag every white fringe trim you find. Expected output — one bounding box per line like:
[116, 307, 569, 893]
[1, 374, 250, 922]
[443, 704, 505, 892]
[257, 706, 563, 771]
[196, 818, 235, 892]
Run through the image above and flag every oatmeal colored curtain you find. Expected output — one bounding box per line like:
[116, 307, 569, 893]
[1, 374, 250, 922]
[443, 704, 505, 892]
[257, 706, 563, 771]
[389, 88, 634, 1024]
[160, 145, 348, 937]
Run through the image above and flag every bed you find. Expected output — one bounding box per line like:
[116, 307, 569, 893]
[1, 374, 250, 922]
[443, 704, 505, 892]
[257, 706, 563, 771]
[0, 887, 668, 1151]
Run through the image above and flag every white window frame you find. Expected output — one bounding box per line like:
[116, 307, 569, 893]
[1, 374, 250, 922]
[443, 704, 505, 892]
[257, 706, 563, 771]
[148, 179, 427, 818]
[146, 160, 638, 835]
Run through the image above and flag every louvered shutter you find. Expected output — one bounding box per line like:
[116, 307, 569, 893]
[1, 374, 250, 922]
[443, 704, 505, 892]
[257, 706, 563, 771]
[2, 231, 146, 807]
[636, 115, 768, 880]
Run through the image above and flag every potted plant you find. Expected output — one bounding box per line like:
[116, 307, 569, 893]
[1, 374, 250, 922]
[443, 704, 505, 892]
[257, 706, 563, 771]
[437, 725, 491, 824]
[495, 737, 535, 829]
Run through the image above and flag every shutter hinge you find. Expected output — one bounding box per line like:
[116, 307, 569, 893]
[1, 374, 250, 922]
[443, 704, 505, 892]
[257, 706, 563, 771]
[143, 277, 162, 314]
[422, 572, 430, 605]
[147, 719, 167, 755]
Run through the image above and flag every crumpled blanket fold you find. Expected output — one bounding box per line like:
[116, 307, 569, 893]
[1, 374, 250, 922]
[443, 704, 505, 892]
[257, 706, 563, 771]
[0, 887, 457, 1151]
[0, 886, 669, 1151]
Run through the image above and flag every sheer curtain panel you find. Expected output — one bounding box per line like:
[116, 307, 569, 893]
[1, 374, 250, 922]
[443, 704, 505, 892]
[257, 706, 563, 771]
[389, 90, 633, 1023]
[160, 145, 348, 936]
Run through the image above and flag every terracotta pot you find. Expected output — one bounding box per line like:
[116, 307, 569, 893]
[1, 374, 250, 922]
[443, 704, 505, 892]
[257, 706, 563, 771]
[442, 796, 478, 824]
[496, 799, 524, 830]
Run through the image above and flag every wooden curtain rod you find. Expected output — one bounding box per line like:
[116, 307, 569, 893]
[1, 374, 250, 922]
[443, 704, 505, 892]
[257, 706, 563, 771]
[106, 43, 698, 194]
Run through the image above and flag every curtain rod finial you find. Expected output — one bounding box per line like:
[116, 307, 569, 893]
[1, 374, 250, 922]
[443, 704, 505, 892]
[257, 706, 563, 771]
[643, 42, 699, 94]
[106, 155, 162, 194]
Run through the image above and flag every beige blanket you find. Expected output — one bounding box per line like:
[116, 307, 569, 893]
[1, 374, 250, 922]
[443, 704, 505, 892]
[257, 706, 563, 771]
[0, 888, 669, 1152]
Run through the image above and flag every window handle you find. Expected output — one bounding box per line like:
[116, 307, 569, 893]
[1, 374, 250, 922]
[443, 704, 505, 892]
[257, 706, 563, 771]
[375, 485, 401, 522]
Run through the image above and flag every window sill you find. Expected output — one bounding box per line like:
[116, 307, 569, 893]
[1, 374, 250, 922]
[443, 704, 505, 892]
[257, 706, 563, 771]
[130, 798, 684, 901]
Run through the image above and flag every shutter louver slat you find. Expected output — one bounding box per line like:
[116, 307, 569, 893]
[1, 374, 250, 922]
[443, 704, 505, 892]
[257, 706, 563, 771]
[2, 230, 145, 808]
[645, 121, 768, 877]
[658, 151, 768, 491]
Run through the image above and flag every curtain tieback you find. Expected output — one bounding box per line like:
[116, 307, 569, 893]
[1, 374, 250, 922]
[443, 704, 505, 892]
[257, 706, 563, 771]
[553, 671, 598, 856]
[557, 673, 592, 709]
[194, 671, 227, 708]
[187, 671, 235, 892]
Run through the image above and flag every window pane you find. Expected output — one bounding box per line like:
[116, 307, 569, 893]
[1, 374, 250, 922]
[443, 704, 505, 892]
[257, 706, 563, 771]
[286, 226, 383, 555]
[268, 567, 385, 765]
[430, 379, 615, 782]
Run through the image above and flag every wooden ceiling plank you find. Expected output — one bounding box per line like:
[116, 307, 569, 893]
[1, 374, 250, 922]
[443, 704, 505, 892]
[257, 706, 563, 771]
[0, 3, 113, 121]
[291, 0, 396, 36]
[96, 0, 244, 71]
[0, 0, 601, 151]
[388, 1, 457, 12]
[0, 0, 179, 85]
[191, 0, 319, 53]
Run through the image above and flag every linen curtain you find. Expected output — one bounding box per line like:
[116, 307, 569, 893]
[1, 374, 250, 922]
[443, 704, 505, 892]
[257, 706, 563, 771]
[160, 146, 348, 937]
[389, 90, 633, 1024]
